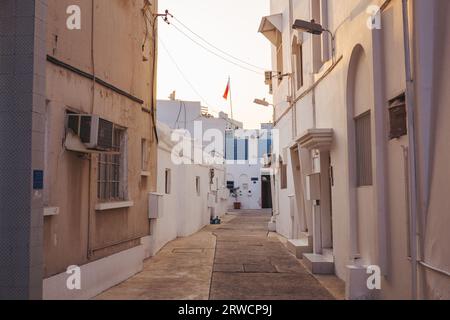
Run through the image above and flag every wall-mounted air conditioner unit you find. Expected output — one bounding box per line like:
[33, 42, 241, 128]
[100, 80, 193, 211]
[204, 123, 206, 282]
[148, 192, 164, 219]
[264, 71, 273, 85]
[67, 114, 114, 151]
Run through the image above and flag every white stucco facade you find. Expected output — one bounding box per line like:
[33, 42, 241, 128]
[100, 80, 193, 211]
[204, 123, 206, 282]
[225, 125, 274, 210]
[262, 0, 450, 300]
[157, 99, 274, 212]
[226, 163, 263, 210]
[145, 123, 228, 257]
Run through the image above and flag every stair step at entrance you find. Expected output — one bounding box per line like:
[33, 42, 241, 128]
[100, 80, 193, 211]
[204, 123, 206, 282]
[322, 248, 334, 258]
[287, 238, 313, 258]
[303, 253, 335, 275]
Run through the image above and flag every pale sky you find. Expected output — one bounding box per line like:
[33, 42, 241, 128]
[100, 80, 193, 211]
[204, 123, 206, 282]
[157, 0, 272, 129]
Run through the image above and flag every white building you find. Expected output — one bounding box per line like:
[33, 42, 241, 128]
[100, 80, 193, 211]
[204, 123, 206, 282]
[144, 122, 228, 256]
[157, 99, 274, 212]
[151, 100, 234, 255]
[225, 124, 274, 210]
[260, 0, 450, 299]
[157, 99, 242, 135]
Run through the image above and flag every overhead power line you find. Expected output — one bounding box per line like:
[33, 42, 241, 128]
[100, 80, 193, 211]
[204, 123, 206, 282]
[170, 22, 263, 75]
[160, 37, 226, 116]
[155, 14, 250, 127]
[159, 36, 214, 109]
[172, 16, 266, 72]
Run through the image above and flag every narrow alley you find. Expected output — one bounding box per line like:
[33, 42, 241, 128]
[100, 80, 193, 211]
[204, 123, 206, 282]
[96, 210, 342, 300]
[2, 0, 449, 304]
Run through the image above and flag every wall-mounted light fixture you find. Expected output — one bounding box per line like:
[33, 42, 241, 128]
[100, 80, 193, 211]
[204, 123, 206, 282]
[253, 98, 273, 107]
[292, 19, 335, 58]
[254, 98, 275, 124]
[292, 19, 325, 35]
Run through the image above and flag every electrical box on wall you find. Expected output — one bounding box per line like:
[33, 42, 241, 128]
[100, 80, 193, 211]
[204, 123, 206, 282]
[388, 93, 407, 139]
[148, 192, 164, 219]
[306, 173, 321, 201]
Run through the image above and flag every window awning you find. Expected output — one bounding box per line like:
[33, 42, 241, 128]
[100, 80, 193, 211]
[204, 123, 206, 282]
[258, 14, 283, 46]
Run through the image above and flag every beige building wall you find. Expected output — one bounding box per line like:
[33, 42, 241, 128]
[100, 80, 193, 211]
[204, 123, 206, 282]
[43, 0, 158, 278]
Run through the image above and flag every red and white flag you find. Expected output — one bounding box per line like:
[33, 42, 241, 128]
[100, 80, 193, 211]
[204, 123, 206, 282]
[223, 78, 230, 100]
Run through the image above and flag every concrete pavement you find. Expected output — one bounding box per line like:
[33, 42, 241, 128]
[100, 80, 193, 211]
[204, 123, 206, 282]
[96, 210, 340, 300]
[209, 210, 334, 300]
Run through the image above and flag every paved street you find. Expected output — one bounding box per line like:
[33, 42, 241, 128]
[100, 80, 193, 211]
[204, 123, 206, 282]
[97, 210, 338, 300]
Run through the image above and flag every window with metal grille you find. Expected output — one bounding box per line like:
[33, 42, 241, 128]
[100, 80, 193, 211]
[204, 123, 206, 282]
[355, 111, 373, 187]
[388, 93, 407, 139]
[97, 127, 126, 201]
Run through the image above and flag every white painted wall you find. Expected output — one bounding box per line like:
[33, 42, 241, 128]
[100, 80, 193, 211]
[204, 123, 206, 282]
[225, 125, 274, 211]
[43, 245, 145, 300]
[145, 123, 228, 257]
[271, 114, 296, 238]
[157, 99, 242, 134]
[157, 99, 245, 213]
[265, 0, 450, 299]
[226, 163, 263, 210]
[157, 100, 202, 133]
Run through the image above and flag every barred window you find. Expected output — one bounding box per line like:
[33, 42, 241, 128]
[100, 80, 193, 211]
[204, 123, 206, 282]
[98, 128, 126, 201]
[355, 111, 373, 187]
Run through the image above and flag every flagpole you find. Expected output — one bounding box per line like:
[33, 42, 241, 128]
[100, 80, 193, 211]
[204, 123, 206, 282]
[229, 76, 234, 121]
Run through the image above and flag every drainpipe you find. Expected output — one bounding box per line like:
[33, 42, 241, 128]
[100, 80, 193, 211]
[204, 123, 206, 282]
[151, 4, 160, 144]
[87, 0, 96, 259]
[401, 0, 418, 300]
[288, 0, 297, 138]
